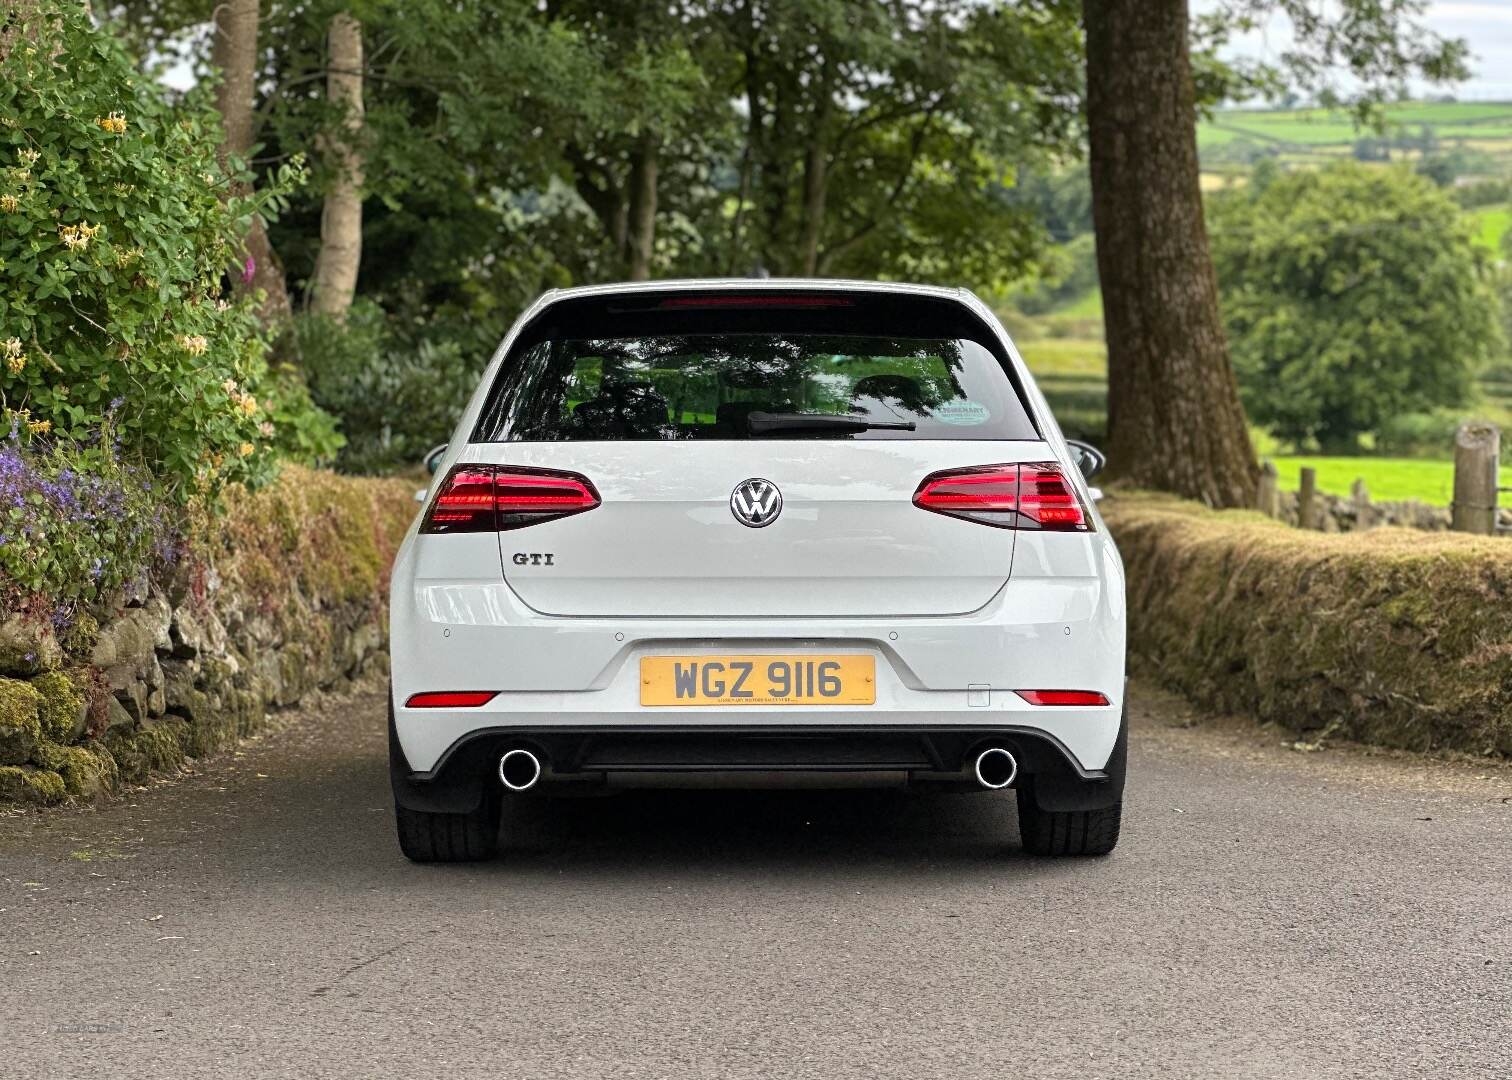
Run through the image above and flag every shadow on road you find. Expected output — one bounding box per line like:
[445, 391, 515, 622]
[477, 783, 1041, 873]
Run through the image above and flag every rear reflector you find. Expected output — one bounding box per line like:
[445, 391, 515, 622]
[405, 691, 498, 708]
[913, 463, 1089, 531]
[421, 465, 600, 534]
[1015, 690, 1110, 707]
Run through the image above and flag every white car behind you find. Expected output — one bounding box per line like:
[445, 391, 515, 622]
[388, 279, 1126, 861]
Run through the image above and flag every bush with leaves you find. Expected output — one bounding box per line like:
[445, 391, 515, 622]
[1210, 163, 1503, 452]
[0, 418, 176, 618]
[0, 5, 318, 497]
[297, 301, 481, 475]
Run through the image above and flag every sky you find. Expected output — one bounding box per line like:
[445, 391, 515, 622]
[1202, 0, 1512, 101]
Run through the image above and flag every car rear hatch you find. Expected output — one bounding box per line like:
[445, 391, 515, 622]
[466, 440, 1066, 618]
[427, 287, 1068, 619]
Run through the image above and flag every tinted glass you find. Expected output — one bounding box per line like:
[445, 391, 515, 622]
[473, 333, 1037, 442]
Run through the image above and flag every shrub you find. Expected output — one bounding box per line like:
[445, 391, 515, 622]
[297, 301, 481, 474]
[0, 6, 308, 497]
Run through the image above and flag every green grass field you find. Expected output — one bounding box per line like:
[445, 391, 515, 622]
[1199, 102, 1512, 151]
[1269, 457, 1455, 503]
[1471, 204, 1511, 252]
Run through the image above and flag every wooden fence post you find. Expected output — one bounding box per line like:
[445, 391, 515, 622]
[1298, 466, 1317, 530]
[1256, 460, 1278, 518]
[1350, 477, 1372, 530]
[1451, 422, 1499, 536]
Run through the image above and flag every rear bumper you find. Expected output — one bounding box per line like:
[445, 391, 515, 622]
[390, 715, 1123, 816]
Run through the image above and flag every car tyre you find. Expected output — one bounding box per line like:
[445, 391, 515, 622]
[1016, 796, 1121, 856]
[395, 798, 501, 863]
[390, 694, 501, 863]
[1015, 704, 1126, 856]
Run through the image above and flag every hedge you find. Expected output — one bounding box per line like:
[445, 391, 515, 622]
[1104, 494, 1512, 756]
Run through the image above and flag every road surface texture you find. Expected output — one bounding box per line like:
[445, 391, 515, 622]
[1, 680, 1508, 1080]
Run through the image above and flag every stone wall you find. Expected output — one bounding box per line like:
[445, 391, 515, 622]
[0, 467, 416, 804]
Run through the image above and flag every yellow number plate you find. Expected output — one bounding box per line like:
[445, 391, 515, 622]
[640, 655, 876, 706]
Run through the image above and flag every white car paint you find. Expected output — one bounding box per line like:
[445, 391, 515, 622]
[389, 278, 1125, 777]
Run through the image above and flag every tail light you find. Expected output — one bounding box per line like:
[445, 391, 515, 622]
[422, 465, 600, 534]
[1016, 690, 1110, 706]
[912, 463, 1089, 531]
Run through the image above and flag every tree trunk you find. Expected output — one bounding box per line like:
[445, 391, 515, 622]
[798, 60, 832, 277]
[624, 133, 658, 281]
[211, 0, 292, 324]
[1083, 0, 1256, 507]
[311, 12, 364, 318]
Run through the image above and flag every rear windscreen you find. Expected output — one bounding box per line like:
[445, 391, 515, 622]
[472, 294, 1039, 442]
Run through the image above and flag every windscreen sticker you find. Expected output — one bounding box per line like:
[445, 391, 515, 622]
[930, 401, 991, 426]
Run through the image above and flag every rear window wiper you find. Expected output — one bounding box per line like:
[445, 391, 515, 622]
[746, 411, 917, 435]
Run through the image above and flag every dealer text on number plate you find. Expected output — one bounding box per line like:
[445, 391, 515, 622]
[640, 655, 876, 706]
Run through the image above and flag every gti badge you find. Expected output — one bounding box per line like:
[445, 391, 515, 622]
[730, 478, 782, 528]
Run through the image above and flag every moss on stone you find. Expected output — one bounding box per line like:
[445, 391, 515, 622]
[0, 764, 67, 805]
[56, 609, 99, 659]
[34, 741, 117, 798]
[1105, 493, 1512, 757]
[0, 616, 63, 675]
[0, 678, 43, 765]
[103, 718, 189, 785]
[30, 670, 84, 743]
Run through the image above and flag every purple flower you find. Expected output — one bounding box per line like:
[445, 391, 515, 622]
[242, 255, 256, 284]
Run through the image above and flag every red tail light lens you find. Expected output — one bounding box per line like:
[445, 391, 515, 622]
[913, 463, 1089, 531]
[423, 468, 498, 533]
[422, 466, 600, 534]
[1015, 690, 1110, 707]
[406, 691, 498, 708]
[494, 469, 600, 530]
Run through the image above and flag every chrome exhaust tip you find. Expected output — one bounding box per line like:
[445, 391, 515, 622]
[973, 747, 1018, 790]
[498, 748, 542, 792]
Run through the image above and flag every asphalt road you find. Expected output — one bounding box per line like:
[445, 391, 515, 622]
[1, 682, 1509, 1080]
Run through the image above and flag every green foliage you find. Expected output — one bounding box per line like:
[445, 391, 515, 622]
[1210, 163, 1503, 450]
[1006, 234, 1099, 316]
[0, 5, 309, 497]
[296, 301, 479, 474]
[0, 428, 175, 612]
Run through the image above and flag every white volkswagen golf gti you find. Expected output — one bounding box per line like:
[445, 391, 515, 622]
[388, 279, 1126, 861]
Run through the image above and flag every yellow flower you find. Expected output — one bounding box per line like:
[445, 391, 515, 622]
[17, 148, 39, 167]
[58, 223, 96, 251]
[26, 418, 49, 435]
[178, 334, 209, 357]
[5, 354, 24, 375]
[221, 377, 239, 394]
[2, 338, 21, 359]
[96, 113, 127, 135]
[0, 194, 17, 213]
[238, 442, 254, 457]
[238, 394, 258, 416]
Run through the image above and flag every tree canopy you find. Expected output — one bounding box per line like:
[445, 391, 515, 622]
[1210, 163, 1503, 451]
